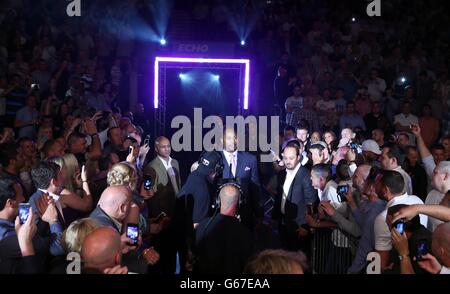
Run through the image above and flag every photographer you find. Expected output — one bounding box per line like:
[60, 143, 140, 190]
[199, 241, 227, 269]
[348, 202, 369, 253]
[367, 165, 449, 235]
[374, 170, 427, 272]
[416, 223, 450, 274]
[194, 184, 253, 274]
[174, 151, 224, 273]
[89, 185, 159, 273]
[0, 178, 57, 273]
[388, 204, 432, 274]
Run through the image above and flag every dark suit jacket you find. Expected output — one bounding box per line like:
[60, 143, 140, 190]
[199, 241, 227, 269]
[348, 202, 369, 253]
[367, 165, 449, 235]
[194, 214, 252, 274]
[28, 190, 65, 256]
[89, 206, 121, 232]
[273, 165, 318, 229]
[144, 157, 181, 218]
[29, 190, 66, 231]
[221, 151, 262, 228]
[222, 151, 260, 185]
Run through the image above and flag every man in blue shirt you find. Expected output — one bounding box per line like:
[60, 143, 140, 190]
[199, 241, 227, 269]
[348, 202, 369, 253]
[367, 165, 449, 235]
[346, 165, 386, 274]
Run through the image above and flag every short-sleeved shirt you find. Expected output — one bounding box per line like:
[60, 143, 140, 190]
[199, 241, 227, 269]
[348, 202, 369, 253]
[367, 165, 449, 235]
[374, 193, 427, 251]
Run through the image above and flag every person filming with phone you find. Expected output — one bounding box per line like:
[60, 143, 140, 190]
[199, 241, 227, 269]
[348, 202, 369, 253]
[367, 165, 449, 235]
[387, 204, 432, 274]
[373, 170, 427, 272]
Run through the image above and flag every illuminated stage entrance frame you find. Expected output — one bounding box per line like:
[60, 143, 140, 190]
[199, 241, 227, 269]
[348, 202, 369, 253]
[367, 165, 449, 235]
[153, 56, 250, 136]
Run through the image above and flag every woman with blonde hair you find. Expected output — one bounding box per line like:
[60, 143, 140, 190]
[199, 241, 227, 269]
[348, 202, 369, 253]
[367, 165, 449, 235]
[62, 218, 99, 253]
[48, 156, 94, 224]
[107, 162, 155, 235]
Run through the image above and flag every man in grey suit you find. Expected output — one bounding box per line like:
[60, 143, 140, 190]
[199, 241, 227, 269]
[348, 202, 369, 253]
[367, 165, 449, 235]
[143, 136, 181, 273]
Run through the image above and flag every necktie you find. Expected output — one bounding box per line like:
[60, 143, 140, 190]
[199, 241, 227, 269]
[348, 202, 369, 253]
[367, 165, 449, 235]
[231, 153, 237, 177]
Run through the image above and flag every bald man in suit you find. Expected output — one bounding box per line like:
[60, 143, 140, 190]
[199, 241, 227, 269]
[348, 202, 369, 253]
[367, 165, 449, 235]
[143, 136, 181, 273]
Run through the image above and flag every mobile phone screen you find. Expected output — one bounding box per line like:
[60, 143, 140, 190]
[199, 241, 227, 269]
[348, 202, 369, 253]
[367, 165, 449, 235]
[395, 222, 404, 234]
[127, 224, 139, 245]
[143, 176, 152, 190]
[19, 204, 31, 224]
[417, 241, 427, 259]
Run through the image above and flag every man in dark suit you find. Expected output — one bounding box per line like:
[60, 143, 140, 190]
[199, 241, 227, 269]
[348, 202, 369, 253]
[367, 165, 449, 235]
[194, 184, 253, 274]
[143, 136, 181, 273]
[273, 142, 318, 253]
[28, 161, 66, 256]
[221, 128, 262, 230]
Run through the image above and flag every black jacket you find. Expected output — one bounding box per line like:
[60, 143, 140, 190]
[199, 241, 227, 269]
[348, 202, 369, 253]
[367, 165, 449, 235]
[194, 214, 252, 274]
[273, 165, 318, 228]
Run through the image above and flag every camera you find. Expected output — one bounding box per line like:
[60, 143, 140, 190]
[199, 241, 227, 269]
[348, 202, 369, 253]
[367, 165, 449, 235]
[393, 219, 405, 234]
[337, 185, 349, 202]
[143, 175, 153, 190]
[126, 223, 139, 245]
[19, 203, 31, 224]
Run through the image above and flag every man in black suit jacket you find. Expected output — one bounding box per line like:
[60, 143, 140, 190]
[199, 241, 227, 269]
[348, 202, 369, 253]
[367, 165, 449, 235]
[273, 143, 318, 253]
[194, 184, 253, 274]
[221, 128, 262, 230]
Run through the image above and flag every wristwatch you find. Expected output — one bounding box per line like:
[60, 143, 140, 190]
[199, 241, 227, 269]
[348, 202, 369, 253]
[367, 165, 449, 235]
[398, 254, 409, 261]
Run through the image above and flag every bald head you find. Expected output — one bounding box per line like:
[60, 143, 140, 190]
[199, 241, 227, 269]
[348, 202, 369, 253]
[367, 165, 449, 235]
[432, 223, 450, 266]
[219, 185, 240, 216]
[352, 164, 372, 192]
[98, 185, 132, 221]
[155, 136, 171, 159]
[358, 164, 372, 178]
[82, 227, 122, 273]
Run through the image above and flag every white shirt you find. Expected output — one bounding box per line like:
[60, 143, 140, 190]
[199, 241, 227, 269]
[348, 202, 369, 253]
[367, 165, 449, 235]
[223, 150, 238, 166]
[393, 166, 413, 195]
[318, 180, 338, 204]
[281, 163, 301, 214]
[374, 193, 427, 251]
[425, 189, 445, 231]
[158, 156, 173, 170]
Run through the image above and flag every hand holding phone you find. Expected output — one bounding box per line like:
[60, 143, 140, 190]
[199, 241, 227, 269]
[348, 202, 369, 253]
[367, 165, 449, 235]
[337, 185, 349, 202]
[19, 203, 31, 225]
[126, 223, 139, 246]
[143, 175, 153, 191]
[393, 219, 405, 234]
[416, 240, 428, 261]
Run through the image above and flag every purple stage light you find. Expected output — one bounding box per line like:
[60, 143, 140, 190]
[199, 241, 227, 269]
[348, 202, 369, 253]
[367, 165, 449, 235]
[154, 56, 250, 110]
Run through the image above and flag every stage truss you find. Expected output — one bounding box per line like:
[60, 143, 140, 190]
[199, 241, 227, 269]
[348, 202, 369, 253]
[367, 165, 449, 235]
[153, 56, 250, 136]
